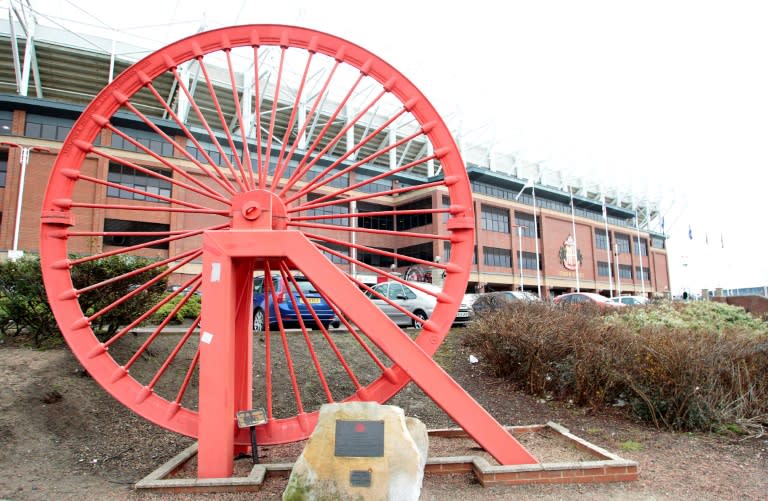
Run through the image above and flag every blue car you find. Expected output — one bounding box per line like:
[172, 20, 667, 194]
[252, 274, 337, 332]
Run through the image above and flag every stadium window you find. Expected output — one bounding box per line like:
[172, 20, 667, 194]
[358, 247, 394, 268]
[308, 164, 348, 189]
[396, 198, 432, 231]
[635, 266, 650, 280]
[112, 126, 174, 157]
[0, 110, 12, 136]
[107, 163, 172, 202]
[633, 237, 648, 256]
[618, 264, 633, 279]
[483, 246, 512, 268]
[597, 261, 610, 276]
[398, 242, 433, 263]
[481, 204, 510, 233]
[305, 192, 349, 226]
[521, 251, 540, 270]
[651, 236, 666, 249]
[24, 114, 75, 141]
[354, 171, 392, 194]
[357, 201, 394, 231]
[515, 211, 538, 238]
[312, 240, 349, 265]
[102, 219, 170, 249]
[595, 228, 610, 250]
[0, 150, 7, 187]
[615, 233, 631, 254]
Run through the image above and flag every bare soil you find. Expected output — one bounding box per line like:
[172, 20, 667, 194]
[0, 330, 766, 501]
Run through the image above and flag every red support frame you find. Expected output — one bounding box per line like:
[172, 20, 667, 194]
[197, 229, 536, 477]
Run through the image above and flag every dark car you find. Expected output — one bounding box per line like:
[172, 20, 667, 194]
[471, 290, 541, 315]
[553, 292, 625, 309]
[252, 275, 336, 331]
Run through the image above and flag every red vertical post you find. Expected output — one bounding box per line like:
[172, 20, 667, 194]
[198, 237, 254, 478]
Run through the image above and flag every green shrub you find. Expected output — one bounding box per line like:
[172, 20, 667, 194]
[464, 300, 768, 433]
[0, 254, 168, 347]
[0, 257, 58, 348]
[148, 292, 201, 325]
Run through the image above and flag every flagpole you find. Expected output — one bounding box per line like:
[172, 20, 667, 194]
[569, 186, 580, 292]
[515, 178, 536, 295]
[532, 184, 542, 298]
[615, 242, 622, 297]
[518, 226, 523, 291]
[602, 191, 614, 298]
[634, 205, 646, 296]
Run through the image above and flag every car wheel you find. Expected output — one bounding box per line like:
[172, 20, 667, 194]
[253, 308, 265, 332]
[412, 310, 428, 329]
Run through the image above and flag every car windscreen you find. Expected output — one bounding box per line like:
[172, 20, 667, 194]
[286, 278, 319, 295]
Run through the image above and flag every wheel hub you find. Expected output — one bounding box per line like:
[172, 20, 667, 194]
[231, 190, 288, 230]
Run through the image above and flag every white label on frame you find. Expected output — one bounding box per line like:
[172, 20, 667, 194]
[211, 262, 221, 282]
[201, 331, 214, 344]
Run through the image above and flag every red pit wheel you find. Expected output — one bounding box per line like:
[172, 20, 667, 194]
[40, 25, 535, 474]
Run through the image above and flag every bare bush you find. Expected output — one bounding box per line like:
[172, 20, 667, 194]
[464, 302, 768, 433]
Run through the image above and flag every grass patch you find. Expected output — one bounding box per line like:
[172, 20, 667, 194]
[619, 440, 643, 452]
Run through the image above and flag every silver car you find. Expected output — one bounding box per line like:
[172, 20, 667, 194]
[364, 281, 472, 328]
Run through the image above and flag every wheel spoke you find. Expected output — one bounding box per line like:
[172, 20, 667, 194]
[281, 265, 334, 403]
[146, 316, 201, 391]
[224, 49, 256, 190]
[171, 347, 200, 412]
[289, 88, 391, 199]
[89, 254, 201, 340]
[264, 47, 288, 189]
[283, 118, 424, 200]
[305, 231, 451, 273]
[67, 224, 226, 266]
[294, 148, 438, 207]
[287, 179, 446, 214]
[270, 54, 341, 190]
[311, 286, 391, 378]
[270, 50, 317, 191]
[278, 70, 366, 195]
[169, 66, 241, 193]
[267, 266, 305, 416]
[288, 220, 450, 241]
[194, 57, 250, 192]
[78, 144, 233, 205]
[132, 80, 249, 197]
[123, 282, 202, 371]
[252, 46, 265, 189]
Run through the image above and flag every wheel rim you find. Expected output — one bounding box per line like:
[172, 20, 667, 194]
[413, 311, 428, 329]
[40, 25, 475, 444]
[253, 309, 265, 332]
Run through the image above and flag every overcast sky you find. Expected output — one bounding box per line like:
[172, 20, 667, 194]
[10, 0, 768, 294]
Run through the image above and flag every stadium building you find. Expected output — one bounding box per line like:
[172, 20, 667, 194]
[0, 12, 670, 300]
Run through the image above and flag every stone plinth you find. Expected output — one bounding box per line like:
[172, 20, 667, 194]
[283, 402, 427, 501]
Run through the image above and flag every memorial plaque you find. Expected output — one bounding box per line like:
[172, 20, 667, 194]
[236, 408, 267, 428]
[349, 469, 372, 487]
[334, 420, 385, 457]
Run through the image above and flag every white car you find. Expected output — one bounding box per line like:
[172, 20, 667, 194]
[364, 281, 472, 328]
[607, 295, 649, 306]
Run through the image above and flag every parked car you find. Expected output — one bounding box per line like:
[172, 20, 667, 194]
[364, 281, 473, 328]
[252, 274, 336, 331]
[471, 290, 542, 315]
[553, 292, 625, 309]
[607, 295, 649, 306]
